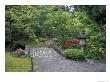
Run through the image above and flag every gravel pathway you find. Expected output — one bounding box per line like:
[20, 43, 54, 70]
[31, 47, 106, 72]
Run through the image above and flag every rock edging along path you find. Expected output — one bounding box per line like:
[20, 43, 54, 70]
[27, 47, 106, 72]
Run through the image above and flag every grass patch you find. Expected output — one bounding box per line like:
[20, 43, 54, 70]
[5, 52, 32, 72]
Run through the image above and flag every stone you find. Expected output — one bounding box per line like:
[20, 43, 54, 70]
[13, 48, 25, 57]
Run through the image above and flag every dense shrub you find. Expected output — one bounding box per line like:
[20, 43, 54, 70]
[39, 38, 47, 42]
[64, 49, 85, 61]
[13, 41, 25, 50]
[86, 43, 105, 60]
[53, 38, 59, 42]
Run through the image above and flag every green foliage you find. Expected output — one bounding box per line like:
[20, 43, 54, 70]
[86, 43, 105, 60]
[74, 5, 106, 25]
[64, 49, 85, 61]
[5, 5, 39, 50]
[13, 41, 25, 50]
[39, 38, 47, 42]
[5, 5, 106, 61]
[53, 38, 59, 42]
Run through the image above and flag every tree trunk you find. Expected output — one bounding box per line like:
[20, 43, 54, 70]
[9, 20, 14, 50]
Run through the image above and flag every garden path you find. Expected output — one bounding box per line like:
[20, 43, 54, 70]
[30, 47, 106, 72]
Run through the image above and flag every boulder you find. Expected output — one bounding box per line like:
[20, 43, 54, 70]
[13, 48, 25, 57]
